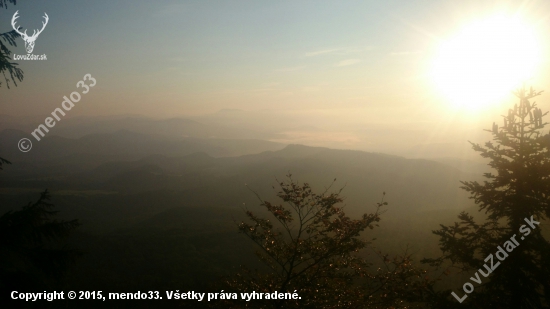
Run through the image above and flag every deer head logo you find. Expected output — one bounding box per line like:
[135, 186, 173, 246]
[11, 11, 49, 54]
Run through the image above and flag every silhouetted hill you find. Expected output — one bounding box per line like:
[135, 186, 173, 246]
[0, 138, 484, 305]
[2, 142, 478, 216]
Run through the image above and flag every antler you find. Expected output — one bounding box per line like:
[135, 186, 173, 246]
[30, 13, 49, 38]
[11, 10, 27, 37]
[33, 12, 50, 36]
[10, 11, 49, 39]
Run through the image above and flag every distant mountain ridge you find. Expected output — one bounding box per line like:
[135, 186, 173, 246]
[0, 128, 285, 163]
[2, 139, 479, 218]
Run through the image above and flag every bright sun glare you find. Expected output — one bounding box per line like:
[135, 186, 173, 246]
[431, 14, 541, 111]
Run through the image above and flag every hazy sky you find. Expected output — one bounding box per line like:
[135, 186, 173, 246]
[2, 0, 550, 155]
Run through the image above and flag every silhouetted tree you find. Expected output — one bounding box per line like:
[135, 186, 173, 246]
[0, 157, 11, 170]
[423, 86, 550, 308]
[1, 0, 21, 166]
[218, 175, 433, 309]
[0, 190, 80, 307]
[0, 0, 23, 88]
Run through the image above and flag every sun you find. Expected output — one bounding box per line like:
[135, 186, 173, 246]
[431, 14, 541, 111]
